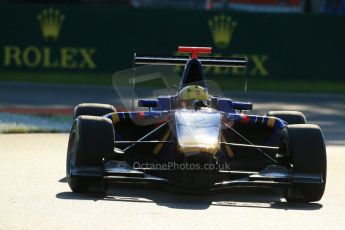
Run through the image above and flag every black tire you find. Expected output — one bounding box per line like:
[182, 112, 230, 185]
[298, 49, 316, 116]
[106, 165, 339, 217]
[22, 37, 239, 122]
[280, 124, 327, 202]
[73, 103, 116, 120]
[266, 111, 307, 124]
[66, 115, 115, 193]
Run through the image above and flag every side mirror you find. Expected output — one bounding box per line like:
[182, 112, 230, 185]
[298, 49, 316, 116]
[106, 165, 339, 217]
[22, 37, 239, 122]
[138, 99, 159, 108]
[232, 102, 253, 111]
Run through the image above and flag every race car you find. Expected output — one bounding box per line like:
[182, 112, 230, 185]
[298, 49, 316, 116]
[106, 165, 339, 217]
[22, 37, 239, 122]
[66, 46, 327, 203]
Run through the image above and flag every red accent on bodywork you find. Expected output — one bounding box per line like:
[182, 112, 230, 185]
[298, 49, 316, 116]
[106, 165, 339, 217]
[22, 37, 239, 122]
[138, 111, 145, 118]
[178, 46, 212, 59]
[241, 114, 250, 123]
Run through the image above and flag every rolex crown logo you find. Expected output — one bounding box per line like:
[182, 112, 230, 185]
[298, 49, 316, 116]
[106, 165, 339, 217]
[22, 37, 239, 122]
[37, 8, 65, 41]
[208, 15, 237, 49]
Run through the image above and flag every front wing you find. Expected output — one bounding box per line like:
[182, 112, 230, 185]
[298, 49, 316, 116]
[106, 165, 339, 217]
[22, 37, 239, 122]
[70, 161, 324, 192]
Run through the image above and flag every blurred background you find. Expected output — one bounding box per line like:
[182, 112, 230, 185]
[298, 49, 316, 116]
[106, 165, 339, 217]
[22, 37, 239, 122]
[0, 0, 344, 143]
[1, 0, 344, 87]
[0, 0, 344, 86]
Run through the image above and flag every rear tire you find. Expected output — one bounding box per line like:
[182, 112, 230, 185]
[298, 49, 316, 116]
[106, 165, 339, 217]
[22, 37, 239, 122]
[280, 124, 327, 202]
[73, 103, 116, 120]
[266, 111, 306, 124]
[66, 115, 115, 193]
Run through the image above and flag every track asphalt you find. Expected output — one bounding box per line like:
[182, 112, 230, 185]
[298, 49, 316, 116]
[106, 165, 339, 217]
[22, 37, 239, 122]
[0, 134, 344, 230]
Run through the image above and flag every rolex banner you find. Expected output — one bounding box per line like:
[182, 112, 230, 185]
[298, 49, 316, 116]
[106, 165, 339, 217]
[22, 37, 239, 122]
[0, 5, 344, 80]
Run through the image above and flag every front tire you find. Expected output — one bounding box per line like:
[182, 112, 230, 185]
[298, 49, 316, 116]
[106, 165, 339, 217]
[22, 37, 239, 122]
[280, 124, 327, 202]
[66, 115, 115, 193]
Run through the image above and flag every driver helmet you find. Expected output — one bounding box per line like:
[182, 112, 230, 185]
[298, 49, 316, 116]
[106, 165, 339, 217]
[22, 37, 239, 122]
[178, 85, 209, 106]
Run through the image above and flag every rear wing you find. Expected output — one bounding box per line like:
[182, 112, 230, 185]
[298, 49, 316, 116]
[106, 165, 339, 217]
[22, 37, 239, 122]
[134, 46, 247, 68]
[134, 55, 248, 68]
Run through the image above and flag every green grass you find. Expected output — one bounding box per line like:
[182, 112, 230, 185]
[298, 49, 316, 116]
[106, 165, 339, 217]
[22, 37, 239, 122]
[222, 78, 345, 94]
[248, 79, 345, 94]
[1, 71, 345, 94]
[2, 128, 61, 134]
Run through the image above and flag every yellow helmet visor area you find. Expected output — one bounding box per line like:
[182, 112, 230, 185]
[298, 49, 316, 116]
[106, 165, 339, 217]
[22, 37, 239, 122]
[178, 85, 210, 101]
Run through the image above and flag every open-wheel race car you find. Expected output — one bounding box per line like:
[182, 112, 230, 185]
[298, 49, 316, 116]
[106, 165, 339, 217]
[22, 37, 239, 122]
[66, 46, 326, 202]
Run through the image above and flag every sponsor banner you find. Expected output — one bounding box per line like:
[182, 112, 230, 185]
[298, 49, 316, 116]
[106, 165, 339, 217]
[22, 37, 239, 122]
[0, 5, 344, 80]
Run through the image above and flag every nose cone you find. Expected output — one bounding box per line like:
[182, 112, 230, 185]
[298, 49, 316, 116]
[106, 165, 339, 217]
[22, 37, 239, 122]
[175, 110, 221, 155]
